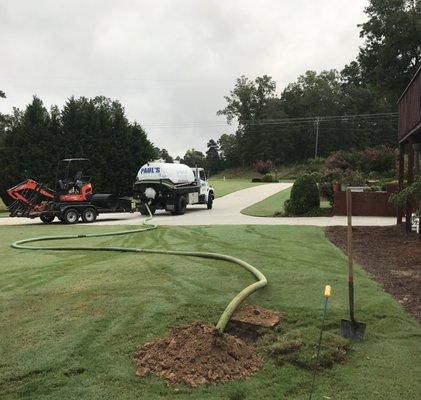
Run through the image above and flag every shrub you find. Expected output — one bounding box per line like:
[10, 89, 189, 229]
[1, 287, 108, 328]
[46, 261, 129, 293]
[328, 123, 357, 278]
[262, 173, 277, 182]
[284, 174, 320, 216]
[381, 180, 398, 191]
[390, 176, 421, 207]
[320, 168, 343, 185]
[325, 146, 397, 175]
[358, 146, 396, 173]
[325, 151, 350, 171]
[252, 177, 263, 182]
[253, 160, 273, 175]
[341, 170, 365, 186]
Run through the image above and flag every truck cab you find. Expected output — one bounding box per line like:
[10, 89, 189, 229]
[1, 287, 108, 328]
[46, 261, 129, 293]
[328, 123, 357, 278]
[192, 167, 214, 205]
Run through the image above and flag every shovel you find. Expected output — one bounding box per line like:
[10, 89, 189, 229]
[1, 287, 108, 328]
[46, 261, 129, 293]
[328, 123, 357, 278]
[340, 189, 366, 341]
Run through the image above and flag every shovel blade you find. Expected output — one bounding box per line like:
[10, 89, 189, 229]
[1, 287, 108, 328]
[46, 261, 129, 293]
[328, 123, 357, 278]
[340, 319, 366, 341]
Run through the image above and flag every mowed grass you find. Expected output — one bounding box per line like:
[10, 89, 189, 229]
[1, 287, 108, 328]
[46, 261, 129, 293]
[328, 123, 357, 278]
[242, 187, 292, 216]
[242, 188, 331, 217]
[0, 199, 8, 213]
[0, 224, 420, 399]
[209, 179, 264, 198]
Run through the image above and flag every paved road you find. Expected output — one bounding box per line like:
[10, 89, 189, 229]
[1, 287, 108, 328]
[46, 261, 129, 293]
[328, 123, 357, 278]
[0, 182, 396, 226]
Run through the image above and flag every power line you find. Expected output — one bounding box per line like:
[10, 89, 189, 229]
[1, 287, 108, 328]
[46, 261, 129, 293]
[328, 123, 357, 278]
[140, 112, 397, 128]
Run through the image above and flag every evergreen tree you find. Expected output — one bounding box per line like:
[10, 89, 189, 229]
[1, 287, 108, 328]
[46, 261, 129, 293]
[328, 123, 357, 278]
[205, 139, 221, 175]
[0, 96, 155, 195]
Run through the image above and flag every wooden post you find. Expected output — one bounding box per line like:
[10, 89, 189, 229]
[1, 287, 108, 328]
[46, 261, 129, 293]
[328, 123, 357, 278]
[347, 189, 353, 279]
[346, 188, 355, 323]
[397, 143, 405, 224]
[406, 142, 415, 231]
[415, 150, 420, 175]
[416, 145, 421, 241]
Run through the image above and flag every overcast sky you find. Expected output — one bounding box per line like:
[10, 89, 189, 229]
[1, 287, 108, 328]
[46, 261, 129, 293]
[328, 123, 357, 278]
[0, 0, 368, 156]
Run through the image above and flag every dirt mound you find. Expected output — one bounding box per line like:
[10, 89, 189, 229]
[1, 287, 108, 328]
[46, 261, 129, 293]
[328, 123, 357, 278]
[133, 322, 262, 387]
[231, 304, 282, 327]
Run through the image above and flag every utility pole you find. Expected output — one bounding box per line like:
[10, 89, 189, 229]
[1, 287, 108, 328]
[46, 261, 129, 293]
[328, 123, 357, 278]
[314, 117, 320, 159]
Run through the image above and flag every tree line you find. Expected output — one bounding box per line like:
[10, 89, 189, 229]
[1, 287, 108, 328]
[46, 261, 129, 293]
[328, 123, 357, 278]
[200, 0, 420, 175]
[1, 0, 419, 187]
[0, 96, 155, 195]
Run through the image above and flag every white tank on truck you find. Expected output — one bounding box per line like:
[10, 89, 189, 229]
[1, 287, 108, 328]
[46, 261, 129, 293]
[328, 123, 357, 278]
[133, 161, 215, 215]
[136, 162, 195, 185]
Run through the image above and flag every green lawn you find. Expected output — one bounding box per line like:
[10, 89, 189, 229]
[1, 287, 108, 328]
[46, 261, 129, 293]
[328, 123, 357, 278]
[242, 187, 292, 217]
[0, 199, 7, 212]
[0, 199, 9, 217]
[242, 187, 331, 217]
[0, 224, 419, 399]
[209, 179, 264, 198]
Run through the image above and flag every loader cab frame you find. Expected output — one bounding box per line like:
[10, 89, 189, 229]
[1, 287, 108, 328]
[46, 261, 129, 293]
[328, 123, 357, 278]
[54, 158, 92, 201]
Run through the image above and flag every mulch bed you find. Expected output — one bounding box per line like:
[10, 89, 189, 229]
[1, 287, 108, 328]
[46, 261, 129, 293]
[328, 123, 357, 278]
[133, 321, 262, 387]
[325, 225, 421, 321]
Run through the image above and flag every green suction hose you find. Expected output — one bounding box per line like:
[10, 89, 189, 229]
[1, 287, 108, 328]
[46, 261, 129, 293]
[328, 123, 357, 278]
[11, 207, 267, 331]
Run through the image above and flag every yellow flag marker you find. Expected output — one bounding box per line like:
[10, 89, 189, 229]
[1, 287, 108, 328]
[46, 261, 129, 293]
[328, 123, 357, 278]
[310, 285, 332, 400]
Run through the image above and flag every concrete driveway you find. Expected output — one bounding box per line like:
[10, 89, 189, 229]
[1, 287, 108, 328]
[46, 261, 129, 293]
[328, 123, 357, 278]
[0, 182, 396, 226]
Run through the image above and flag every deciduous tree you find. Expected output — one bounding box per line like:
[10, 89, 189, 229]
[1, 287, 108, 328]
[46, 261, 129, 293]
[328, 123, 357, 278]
[358, 0, 421, 101]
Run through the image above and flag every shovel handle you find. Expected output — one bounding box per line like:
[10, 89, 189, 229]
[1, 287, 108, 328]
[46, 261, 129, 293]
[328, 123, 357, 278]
[347, 189, 355, 322]
[347, 189, 354, 278]
[349, 279, 355, 322]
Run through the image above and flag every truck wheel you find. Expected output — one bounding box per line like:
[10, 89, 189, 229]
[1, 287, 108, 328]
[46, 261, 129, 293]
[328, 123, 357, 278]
[174, 195, 187, 215]
[62, 208, 79, 224]
[40, 213, 55, 224]
[139, 204, 155, 215]
[82, 207, 97, 223]
[207, 194, 213, 210]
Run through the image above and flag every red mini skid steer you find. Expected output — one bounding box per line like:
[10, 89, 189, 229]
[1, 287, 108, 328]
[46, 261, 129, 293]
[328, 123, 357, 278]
[2, 158, 132, 224]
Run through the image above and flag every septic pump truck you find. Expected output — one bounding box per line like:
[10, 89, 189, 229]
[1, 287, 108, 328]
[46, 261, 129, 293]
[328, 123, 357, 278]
[3, 158, 132, 224]
[133, 161, 215, 215]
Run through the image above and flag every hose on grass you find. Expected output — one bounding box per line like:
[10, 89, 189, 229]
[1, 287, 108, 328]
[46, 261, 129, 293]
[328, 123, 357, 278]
[11, 207, 267, 331]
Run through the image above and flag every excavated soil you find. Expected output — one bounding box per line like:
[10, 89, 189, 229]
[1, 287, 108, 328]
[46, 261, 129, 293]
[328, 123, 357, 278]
[231, 304, 282, 327]
[325, 225, 421, 321]
[133, 322, 262, 387]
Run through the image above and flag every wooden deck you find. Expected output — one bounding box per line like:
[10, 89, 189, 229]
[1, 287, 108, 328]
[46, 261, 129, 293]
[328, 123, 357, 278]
[398, 65, 421, 143]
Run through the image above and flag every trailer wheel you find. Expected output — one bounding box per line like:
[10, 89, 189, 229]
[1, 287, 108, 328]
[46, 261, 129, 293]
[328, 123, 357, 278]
[40, 213, 55, 224]
[174, 195, 187, 215]
[62, 208, 79, 224]
[82, 207, 97, 223]
[207, 194, 213, 210]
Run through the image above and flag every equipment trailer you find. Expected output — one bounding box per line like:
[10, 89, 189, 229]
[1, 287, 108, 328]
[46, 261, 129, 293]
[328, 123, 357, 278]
[2, 158, 134, 224]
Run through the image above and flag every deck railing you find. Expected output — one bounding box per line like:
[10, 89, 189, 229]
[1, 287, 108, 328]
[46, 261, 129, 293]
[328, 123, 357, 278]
[398, 66, 421, 142]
